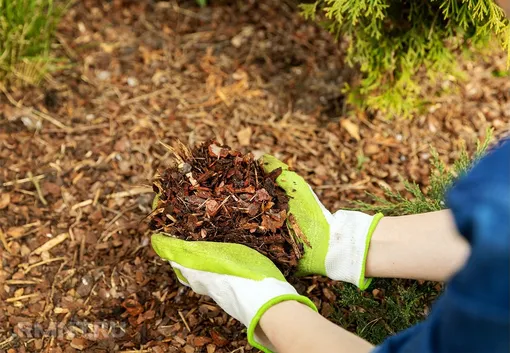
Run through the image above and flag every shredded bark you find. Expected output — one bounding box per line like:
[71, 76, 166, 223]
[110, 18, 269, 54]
[148, 141, 302, 276]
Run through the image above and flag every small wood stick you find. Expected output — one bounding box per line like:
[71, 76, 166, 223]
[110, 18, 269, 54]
[28, 172, 48, 206]
[178, 310, 191, 332]
[288, 214, 312, 248]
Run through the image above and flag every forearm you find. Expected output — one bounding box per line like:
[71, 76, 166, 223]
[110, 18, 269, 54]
[258, 300, 373, 353]
[366, 210, 470, 281]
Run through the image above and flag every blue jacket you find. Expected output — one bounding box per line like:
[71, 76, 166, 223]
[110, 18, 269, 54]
[375, 140, 510, 353]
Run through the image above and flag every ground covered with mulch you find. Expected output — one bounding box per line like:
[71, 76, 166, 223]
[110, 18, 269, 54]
[0, 0, 509, 352]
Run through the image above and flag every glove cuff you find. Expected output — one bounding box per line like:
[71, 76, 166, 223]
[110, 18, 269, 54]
[326, 211, 383, 289]
[248, 294, 318, 353]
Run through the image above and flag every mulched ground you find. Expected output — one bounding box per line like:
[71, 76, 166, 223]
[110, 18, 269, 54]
[0, 0, 509, 352]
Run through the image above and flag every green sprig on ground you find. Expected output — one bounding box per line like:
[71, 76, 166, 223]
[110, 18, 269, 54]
[355, 129, 493, 216]
[300, 0, 509, 118]
[0, 0, 67, 85]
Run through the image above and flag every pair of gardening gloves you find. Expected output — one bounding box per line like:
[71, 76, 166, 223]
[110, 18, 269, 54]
[151, 155, 383, 353]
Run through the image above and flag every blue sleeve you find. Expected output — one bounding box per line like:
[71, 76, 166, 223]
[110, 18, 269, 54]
[374, 140, 510, 353]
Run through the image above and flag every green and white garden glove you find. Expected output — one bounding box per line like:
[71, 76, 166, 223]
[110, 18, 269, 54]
[151, 234, 317, 353]
[261, 155, 384, 290]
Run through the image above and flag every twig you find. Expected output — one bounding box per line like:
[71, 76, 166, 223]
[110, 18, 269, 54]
[71, 199, 93, 211]
[178, 310, 191, 332]
[105, 187, 153, 199]
[79, 230, 86, 265]
[170, 2, 208, 20]
[0, 84, 70, 131]
[55, 33, 78, 60]
[31, 109, 71, 131]
[6, 293, 40, 303]
[5, 279, 42, 285]
[314, 184, 368, 190]
[31, 233, 68, 255]
[28, 172, 48, 206]
[0, 335, 16, 349]
[2, 174, 45, 187]
[120, 87, 170, 106]
[22, 257, 66, 273]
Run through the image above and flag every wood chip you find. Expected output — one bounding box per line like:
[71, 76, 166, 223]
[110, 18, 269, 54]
[0, 193, 10, 209]
[236, 127, 252, 146]
[340, 119, 361, 141]
[288, 214, 312, 248]
[31, 233, 69, 255]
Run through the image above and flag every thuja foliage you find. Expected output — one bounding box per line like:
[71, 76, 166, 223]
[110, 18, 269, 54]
[300, 1, 510, 117]
[355, 129, 493, 215]
[333, 280, 440, 344]
[0, 0, 66, 85]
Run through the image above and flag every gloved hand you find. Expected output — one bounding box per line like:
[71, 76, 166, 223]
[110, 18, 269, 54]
[151, 234, 317, 353]
[261, 155, 383, 290]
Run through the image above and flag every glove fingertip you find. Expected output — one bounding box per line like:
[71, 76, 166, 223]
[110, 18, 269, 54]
[260, 154, 289, 173]
[151, 233, 180, 261]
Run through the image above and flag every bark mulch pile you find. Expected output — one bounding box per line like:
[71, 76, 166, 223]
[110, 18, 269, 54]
[149, 141, 306, 276]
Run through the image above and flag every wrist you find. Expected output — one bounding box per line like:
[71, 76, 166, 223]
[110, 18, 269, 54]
[250, 295, 317, 353]
[258, 300, 315, 345]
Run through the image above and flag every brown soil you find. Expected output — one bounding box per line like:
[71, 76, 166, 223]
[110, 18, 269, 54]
[149, 141, 301, 276]
[0, 0, 509, 352]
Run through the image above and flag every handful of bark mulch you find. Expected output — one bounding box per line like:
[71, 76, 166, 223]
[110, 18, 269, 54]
[148, 141, 305, 276]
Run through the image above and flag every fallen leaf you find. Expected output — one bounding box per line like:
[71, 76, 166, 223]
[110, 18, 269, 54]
[0, 193, 10, 209]
[237, 127, 252, 146]
[340, 119, 360, 141]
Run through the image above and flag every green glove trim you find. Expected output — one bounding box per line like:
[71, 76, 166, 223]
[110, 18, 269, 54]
[261, 155, 329, 276]
[151, 234, 286, 281]
[247, 294, 318, 353]
[173, 268, 189, 285]
[358, 213, 384, 290]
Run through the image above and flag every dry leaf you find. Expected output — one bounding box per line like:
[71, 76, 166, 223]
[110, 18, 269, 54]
[237, 127, 252, 146]
[340, 119, 360, 141]
[0, 193, 10, 209]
